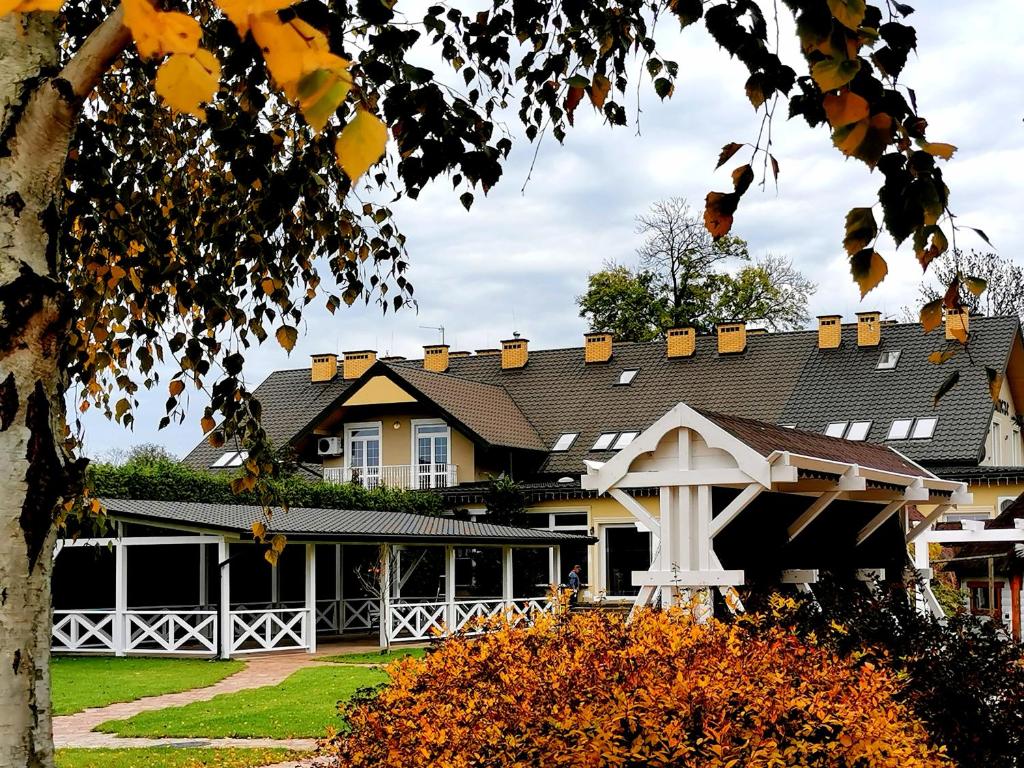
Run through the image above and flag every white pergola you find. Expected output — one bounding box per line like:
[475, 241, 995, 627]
[581, 403, 972, 614]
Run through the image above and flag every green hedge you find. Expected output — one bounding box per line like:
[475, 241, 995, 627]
[87, 458, 445, 516]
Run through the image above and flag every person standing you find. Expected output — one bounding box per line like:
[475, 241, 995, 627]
[567, 564, 582, 607]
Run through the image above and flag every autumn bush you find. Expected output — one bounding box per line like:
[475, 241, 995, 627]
[324, 609, 949, 767]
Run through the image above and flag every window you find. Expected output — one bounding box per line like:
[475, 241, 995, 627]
[912, 417, 937, 439]
[887, 419, 913, 440]
[877, 350, 901, 369]
[551, 433, 578, 452]
[592, 433, 617, 450]
[211, 450, 247, 468]
[824, 422, 848, 438]
[612, 431, 639, 450]
[617, 369, 639, 385]
[845, 421, 872, 441]
[990, 421, 1002, 463]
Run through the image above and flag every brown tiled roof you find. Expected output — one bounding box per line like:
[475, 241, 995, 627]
[698, 409, 931, 477]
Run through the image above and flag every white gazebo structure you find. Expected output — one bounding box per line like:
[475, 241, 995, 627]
[51, 499, 591, 657]
[582, 403, 973, 614]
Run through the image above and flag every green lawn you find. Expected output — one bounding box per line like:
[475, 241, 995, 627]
[55, 747, 302, 768]
[96, 665, 387, 739]
[51, 657, 245, 716]
[321, 646, 429, 665]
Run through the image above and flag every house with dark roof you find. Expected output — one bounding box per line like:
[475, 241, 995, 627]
[181, 308, 1023, 606]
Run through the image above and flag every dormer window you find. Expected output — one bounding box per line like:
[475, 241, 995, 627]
[551, 433, 578, 452]
[877, 350, 901, 369]
[617, 369, 639, 385]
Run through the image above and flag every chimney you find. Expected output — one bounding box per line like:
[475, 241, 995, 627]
[716, 321, 747, 354]
[748, 328, 768, 336]
[310, 353, 338, 383]
[666, 327, 695, 359]
[342, 349, 376, 380]
[856, 311, 881, 347]
[501, 335, 528, 370]
[817, 315, 842, 349]
[475, 348, 500, 357]
[423, 344, 450, 372]
[449, 350, 471, 358]
[584, 331, 613, 363]
[945, 307, 969, 341]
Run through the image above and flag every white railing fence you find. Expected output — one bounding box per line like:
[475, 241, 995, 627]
[229, 607, 307, 654]
[52, 610, 116, 653]
[323, 463, 458, 490]
[125, 610, 217, 655]
[389, 598, 556, 643]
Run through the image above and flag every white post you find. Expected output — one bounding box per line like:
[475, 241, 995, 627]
[198, 543, 208, 608]
[270, 561, 279, 606]
[378, 543, 391, 651]
[113, 530, 127, 657]
[445, 545, 456, 635]
[914, 538, 930, 614]
[305, 543, 317, 654]
[335, 544, 343, 633]
[502, 546, 513, 607]
[218, 538, 231, 660]
[659, 487, 674, 608]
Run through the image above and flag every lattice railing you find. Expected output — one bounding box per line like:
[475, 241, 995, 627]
[389, 598, 555, 642]
[229, 607, 307, 653]
[125, 610, 217, 655]
[52, 610, 116, 653]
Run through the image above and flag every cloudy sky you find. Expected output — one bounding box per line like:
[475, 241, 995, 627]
[79, 1, 1024, 459]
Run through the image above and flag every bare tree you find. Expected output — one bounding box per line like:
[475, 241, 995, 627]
[919, 250, 1024, 321]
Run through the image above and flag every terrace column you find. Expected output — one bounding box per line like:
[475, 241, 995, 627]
[198, 544, 208, 608]
[335, 544, 343, 633]
[444, 545, 456, 636]
[378, 543, 391, 651]
[305, 543, 317, 654]
[218, 539, 231, 659]
[502, 546, 513, 607]
[113, 532, 127, 657]
[1010, 571, 1022, 643]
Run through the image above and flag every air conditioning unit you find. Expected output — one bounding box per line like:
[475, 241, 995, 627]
[317, 436, 343, 456]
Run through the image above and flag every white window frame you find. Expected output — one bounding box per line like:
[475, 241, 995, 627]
[345, 420, 383, 471]
[410, 418, 452, 477]
[526, 508, 590, 593]
[598, 522, 653, 601]
[824, 422, 848, 438]
[617, 369, 639, 385]
[876, 350, 901, 370]
[551, 433, 578, 452]
[911, 417, 938, 439]
[845, 421, 872, 441]
[211, 450, 240, 468]
[887, 419, 913, 440]
[592, 432, 617, 450]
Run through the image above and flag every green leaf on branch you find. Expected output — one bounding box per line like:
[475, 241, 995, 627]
[849, 249, 887, 297]
[827, 0, 867, 30]
[812, 57, 861, 91]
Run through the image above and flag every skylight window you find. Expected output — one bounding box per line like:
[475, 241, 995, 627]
[613, 431, 639, 449]
[617, 369, 639, 385]
[887, 419, 913, 440]
[824, 422, 848, 438]
[211, 450, 248, 468]
[592, 433, 617, 450]
[911, 417, 938, 439]
[845, 421, 872, 441]
[877, 350, 901, 370]
[551, 433, 578, 452]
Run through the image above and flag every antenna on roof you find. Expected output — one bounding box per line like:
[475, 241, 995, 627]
[420, 324, 445, 345]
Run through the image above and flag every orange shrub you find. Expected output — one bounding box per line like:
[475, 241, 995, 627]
[325, 609, 950, 767]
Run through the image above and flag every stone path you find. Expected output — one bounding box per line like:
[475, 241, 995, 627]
[54, 651, 329, 750]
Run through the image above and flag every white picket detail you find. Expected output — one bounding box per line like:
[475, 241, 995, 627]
[389, 598, 556, 642]
[389, 601, 447, 641]
[342, 598, 379, 631]
[125, 611, 217, 655]
[52, 610, 116, 653]
[230, 607, 307, 653]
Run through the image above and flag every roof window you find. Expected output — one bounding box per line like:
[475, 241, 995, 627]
[211, 450, 248, 468]
[551, 433, 578, 452]
[617, 369, 639, 385]
[877, 350, 901, 370]
[612, 431, 639, 449]
[845, 421, 871, 441]
[911, 417, 938, 439]
[887, 419, 913, 440]
[886, 417, 937, 440]
[824, 422, 847, 438]
[592, 432, 617, 450]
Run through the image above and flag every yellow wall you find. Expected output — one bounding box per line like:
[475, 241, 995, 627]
[342, 375, 417, 406]
[982, 375, 1023, 466]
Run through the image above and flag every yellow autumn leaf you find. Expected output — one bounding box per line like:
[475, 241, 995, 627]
[251, 15, 331, 90]
[0, 0, 62, 13]
[811, 56, 860, 91]
[918, 140, 957, 160]
[155, 50, 221, 119]
[123, 0, 202, 59]
[849, 248, 887, 298]
[589, 73, 611, 109]
[294, 60, 353, 133]
[823, 90, 869, 128]
[216, 0, 294, 35]
[336, 108, 388, 183]
[827, 0, 866, 30]
[276, 324, 298, 352]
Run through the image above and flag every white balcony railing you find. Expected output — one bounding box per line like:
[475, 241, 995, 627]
[323, 463, 457, 490]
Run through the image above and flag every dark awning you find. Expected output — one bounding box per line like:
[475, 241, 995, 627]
[99, 498, 596, 545]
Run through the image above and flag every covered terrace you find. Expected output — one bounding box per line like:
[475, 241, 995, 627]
[51, 500, 592, 658]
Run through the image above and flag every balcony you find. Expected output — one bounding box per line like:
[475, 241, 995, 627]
[323, 463, 458, 491]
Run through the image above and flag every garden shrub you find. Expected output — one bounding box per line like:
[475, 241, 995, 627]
[754, 577, 1024, 768]
[325, 609, 950, 767]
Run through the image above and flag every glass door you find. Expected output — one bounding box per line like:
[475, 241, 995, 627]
[414, 422, 450, 488]
[346, 424, 381, 488]
[603, 524, 652, 598]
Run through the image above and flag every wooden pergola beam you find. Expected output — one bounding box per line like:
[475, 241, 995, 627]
[787, 490, 841, 543]
[856, 500, 906, 546]
[709, 484, 763, 539]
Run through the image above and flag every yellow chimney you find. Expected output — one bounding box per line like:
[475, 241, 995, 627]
[817, 315, 842, 349]
[945, 307, 970, 340]
[310, 353, 338, 383]
[584, 332, 613, 363]
[716, 322, 747, 354]
[501, 336, 528, 370]
[856, 312, 881, 347]
[342, 350, 377, 380]
[666, 327, 695, 359]
[423, 344, 450, 373]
